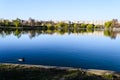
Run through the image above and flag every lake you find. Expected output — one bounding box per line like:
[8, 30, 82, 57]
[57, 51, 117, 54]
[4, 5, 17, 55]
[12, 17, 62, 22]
[0, 29, 120, 72]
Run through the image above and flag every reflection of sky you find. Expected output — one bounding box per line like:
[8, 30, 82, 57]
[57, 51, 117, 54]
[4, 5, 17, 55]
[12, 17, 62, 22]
[0, 33, 120, 52]
[0, 33, 120, 71]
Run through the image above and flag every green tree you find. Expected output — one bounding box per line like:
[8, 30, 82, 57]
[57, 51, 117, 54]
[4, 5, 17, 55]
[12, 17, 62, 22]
[74, 23, 78, 29]
[87, 24, 94, 29]
[47, 23, 55, 30]
[56, 22, 68, 29]
[4, 20, 10, 26]
[104, 21, 112, 28]
[94, 25, 103, 29]
[80, 23, 87, 28]
[13, 19, 21, 27]
[0, 19, 2, 26]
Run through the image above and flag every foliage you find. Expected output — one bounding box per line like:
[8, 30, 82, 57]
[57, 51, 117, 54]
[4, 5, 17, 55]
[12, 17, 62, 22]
[0, 64, 119, 80]
[14, 29, 21, 38]
[80, 23, 87, 28]
[87, 24, 94, 29]
[46, 23, 55, 30]
[0, 19, 10, 26]
[74, 23, 78, 28]
[4, 20, 10, 26]
[56, 22, 68, 29]
[13, 18, 21, 27]
[102, 74, 114, 80]
[104, 21, 112, 28]
[104, 30, 111, 37]
[0, 18, 118, 30]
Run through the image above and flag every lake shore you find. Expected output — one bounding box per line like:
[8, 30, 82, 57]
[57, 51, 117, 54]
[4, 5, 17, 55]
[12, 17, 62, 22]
[0, 63, 120, 80]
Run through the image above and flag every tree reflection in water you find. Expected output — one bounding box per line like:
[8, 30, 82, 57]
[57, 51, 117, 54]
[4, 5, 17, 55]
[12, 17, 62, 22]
[0, 28, 119, 39]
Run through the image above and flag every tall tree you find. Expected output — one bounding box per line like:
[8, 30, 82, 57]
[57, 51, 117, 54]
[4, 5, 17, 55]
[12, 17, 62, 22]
[104, 21, 112, 28]
[13, 18, 21, 27]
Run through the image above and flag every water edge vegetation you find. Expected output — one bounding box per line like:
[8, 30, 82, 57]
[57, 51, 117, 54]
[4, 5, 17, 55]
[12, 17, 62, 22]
[0, 64, 120, 80]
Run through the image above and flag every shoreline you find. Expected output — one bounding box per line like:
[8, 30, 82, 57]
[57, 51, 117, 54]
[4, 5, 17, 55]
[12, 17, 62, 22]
[1, 63, 120, 76]
[0, 63, 120, 80]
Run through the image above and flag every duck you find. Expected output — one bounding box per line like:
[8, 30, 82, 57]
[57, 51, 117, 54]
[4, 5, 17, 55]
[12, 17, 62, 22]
[18, 58, 25, 62]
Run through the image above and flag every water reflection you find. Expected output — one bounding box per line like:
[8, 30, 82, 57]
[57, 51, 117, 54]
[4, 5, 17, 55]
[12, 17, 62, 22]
[0, 29, 120, 39]
[0, 28, 120, 72]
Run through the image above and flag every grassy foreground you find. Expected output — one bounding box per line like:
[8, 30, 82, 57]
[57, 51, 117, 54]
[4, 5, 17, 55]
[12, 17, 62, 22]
[0, 64, 120, 80]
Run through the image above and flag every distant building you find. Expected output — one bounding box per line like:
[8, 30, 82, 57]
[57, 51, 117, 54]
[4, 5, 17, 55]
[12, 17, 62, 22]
[79, 20, 106, 25]
[28, 18, 35, 26]
[112, 19, 120, 28]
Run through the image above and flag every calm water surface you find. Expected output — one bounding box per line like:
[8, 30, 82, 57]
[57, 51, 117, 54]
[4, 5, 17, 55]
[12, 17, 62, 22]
[0, 30, 120, 72]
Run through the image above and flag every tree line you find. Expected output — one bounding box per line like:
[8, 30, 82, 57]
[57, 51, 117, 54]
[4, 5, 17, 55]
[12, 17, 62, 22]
[0, 18, 115, 29]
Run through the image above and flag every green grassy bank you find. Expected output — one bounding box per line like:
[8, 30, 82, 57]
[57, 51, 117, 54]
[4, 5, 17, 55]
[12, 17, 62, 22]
[0, 64, 120, 80]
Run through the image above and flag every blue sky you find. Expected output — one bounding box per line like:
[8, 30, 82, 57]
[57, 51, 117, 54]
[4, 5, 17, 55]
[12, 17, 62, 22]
[0, 0, 120, 21]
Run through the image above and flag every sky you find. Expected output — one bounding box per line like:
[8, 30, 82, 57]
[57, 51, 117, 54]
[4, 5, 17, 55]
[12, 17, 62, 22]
[0, 0, 120, 21]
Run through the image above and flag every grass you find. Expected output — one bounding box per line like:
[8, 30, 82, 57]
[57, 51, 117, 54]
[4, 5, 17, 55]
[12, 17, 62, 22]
[0, 64, 120, 80]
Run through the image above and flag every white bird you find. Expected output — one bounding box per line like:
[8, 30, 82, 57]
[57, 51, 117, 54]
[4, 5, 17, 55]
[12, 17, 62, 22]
[18, 58, 24, 62]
